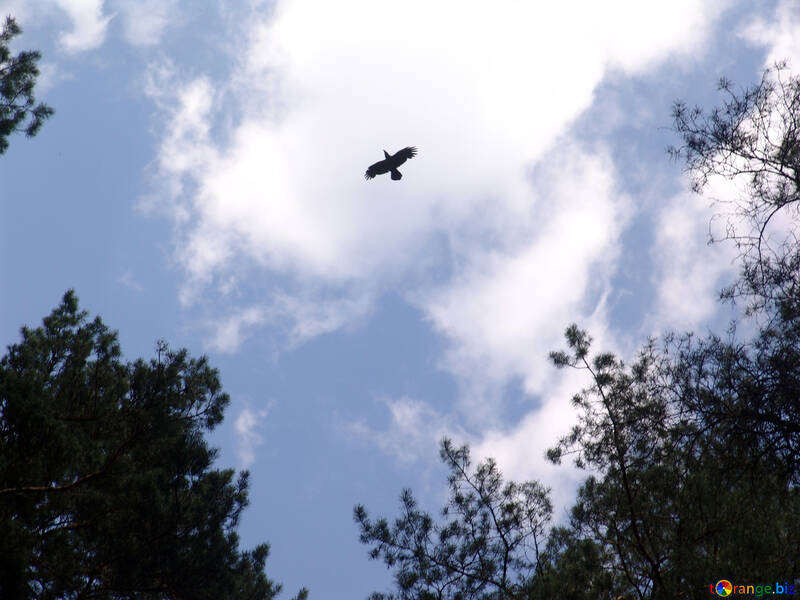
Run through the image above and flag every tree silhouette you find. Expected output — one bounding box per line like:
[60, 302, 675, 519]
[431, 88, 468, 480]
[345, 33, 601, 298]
[670, 62, 800, 313]
[355, 439, 551, 600]
[0, 16, 53, 155]
[0, 291, 308, 600]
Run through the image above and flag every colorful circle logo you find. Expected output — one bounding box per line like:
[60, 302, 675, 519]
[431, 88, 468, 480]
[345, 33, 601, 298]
[715, 580, 733, 596]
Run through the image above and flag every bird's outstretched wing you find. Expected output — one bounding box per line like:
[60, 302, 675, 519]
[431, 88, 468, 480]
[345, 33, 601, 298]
[365, 158, 390, 179]
[393, 146, 417, 165]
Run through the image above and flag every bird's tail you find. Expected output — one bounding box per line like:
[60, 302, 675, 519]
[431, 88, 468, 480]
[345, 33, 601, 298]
[390, 169, 402, 180]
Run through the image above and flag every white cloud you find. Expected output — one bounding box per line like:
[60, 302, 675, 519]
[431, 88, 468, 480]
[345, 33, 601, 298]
[145, 1, 735, 498]
[601, 0, 729, 71]
[118, 270, 143, 293]
[234, 401, 273, 468]
[33, 60, 75, 93]
[206, 290, 373, 353]
[418, 143, 628, 413]
[0, 1, 27, 21]
[472, 368, 593, 520]
[146, 0, 728, 322]
[208, 306, 266, 353]
[115, 0, 177, 46]
[347, 396, 454, 465]
[53, 0, 112, 53]
[648, 182, 741, 333]
[742, 0, 800, 69]
[1, 0, 177, 52]
[347, 371, 592, 518]
[267, 290, 374, 347]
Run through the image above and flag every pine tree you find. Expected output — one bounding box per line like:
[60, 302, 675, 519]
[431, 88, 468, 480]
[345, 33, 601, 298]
[0, 291, 305, 600]
[0, 16, 54, 155]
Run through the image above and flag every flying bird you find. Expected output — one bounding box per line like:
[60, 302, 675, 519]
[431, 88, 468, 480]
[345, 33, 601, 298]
[365, 146, 418, 180]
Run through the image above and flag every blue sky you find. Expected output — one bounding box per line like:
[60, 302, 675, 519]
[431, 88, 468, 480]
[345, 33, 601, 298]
[1, 0, 798, 597]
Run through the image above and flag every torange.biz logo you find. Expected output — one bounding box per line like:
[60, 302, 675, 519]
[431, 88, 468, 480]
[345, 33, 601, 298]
[710, 580, 796, 596]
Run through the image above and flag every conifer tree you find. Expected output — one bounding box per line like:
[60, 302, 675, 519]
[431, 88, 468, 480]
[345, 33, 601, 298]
[0, 16, 53, 155]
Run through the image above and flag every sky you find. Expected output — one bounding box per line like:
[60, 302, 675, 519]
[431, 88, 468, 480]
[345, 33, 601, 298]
[1, 0, 798, 597]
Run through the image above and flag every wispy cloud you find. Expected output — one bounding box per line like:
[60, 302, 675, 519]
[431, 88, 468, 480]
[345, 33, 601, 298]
[234, 401, 273, 468]
[648, 187, 739, 333]
[347, 396, 455, 465]
[472, 368, 595, 520]
[34, 61, 75, 93]
[741, 0, 800, 68]
[53, 0, 113, 53]
[118, 270, 144, 293]
[114, 0, 177, 46]
[417, 141, 629, 415]
[347, 372, 592, 518]
[208, 306, 266, 353]
[268, 290, 374, 348]
[1, 0, 180, 52]
[206, 291, 373, 353]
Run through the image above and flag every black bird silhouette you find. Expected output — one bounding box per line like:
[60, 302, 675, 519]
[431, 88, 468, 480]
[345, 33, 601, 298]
[365, 146, 418, 180]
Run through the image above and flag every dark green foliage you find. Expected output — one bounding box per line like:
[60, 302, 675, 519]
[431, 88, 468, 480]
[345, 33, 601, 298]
[534, 64, 800, 598]
[0, 15, 54, 155]
[546, 327, 800, 598]
[355, 439, 551, 600]
[0, 291, 287, 600]
[526, 527, 625, 600]
[670, 62, 800, 483]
